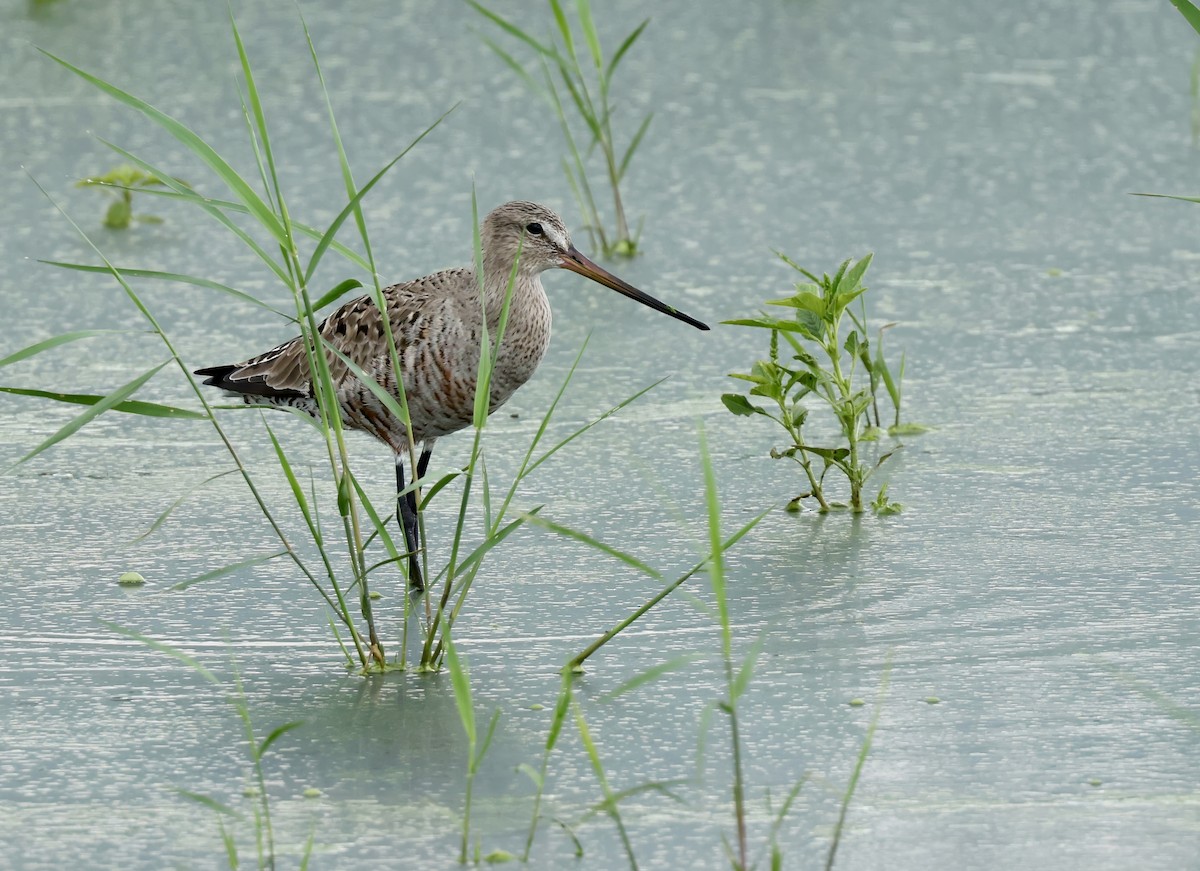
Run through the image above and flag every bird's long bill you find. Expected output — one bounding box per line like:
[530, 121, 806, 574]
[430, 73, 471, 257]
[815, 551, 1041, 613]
[560, 246, 710, 331]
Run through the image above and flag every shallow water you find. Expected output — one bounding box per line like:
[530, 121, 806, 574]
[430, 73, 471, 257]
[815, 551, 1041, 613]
[2, 0, 1199, 869]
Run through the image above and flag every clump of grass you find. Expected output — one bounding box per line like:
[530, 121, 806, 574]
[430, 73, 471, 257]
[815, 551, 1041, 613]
[76, 164, 176, 228]
[722, 253, 925, 514]
[467, 0, 651, 257]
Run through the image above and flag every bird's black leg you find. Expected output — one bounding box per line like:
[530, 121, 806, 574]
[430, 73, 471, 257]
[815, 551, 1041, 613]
[396, 455, 424, 591]
[396, 443, 436, 592]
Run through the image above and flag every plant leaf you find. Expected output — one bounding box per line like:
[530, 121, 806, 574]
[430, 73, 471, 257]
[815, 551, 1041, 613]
[257, 721, 304, 759]
[171, 550, 288, 591]
[1168, 0, 1200, 35]
[4, 361, 172, 472]
[0, 386, 205, 419]
[721, 393, 766, 417]
[0, 329, 133, 369]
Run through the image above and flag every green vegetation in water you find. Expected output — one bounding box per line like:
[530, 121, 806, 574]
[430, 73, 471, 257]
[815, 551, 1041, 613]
[76, 164, 176, 229]
[102, 622, 312, 870]
[468, 0, 651, 257]
[723, 252, 926, 514]
[117, 570, 146, 586]
[445, 631, 503, 864]
[12, 11, 674, 678]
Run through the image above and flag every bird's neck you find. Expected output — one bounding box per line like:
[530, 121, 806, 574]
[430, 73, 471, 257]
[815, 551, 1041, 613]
[479, 256, 544, 325]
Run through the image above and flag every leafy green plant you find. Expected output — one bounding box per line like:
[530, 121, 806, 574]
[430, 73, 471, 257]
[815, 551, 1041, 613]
[76, 164, 176, 228]
[722, 253, 924, 514]
[467, 0, 651, 257]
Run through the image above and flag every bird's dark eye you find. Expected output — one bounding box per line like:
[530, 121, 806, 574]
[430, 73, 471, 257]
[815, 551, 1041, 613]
[525, 222, 544, 236]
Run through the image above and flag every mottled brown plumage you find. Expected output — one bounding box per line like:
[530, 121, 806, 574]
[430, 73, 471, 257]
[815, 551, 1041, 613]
[195, 201, 708, 588]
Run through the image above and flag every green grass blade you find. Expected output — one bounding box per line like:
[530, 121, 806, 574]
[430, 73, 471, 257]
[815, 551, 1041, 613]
[825, 658, 891, 871]
[176, 789, 242, 819]
[445, 633, 477, 745]
[606, 19, 649, 80]
[617, 112, 653, 182]
[39, 50, 288, 245]
[99, 619, 219, 683]
[1169, 0, 1200, 35]
[476, 707, 502, 766]
[349, 473, 402, 566]
[524, 378, 663, 478]
[132, 469, 237, 543]
[306, 278, 363, 316]
[549, 0, 579, 66]
[575, 0, 604, 71]
[454, 507, 542, 576]
[4, 360, 172, 472]
[465, 0, 555, 56]
[228, 9, 284, 223]
[698, 423, 728, 651]
[481, 37, 546, 99]
[1131, 191, 1200, 204]
[264, 420, 318, 536]
[302, 105, 456, 284]
[601, 654, 703, 700]
[40, 261, 287, 317]
[319, 338, 410, 427]
[171, 549, 288, 591]
[0, 386, 205, 419]
[0, 329, 134, 369]
[257, 721, 304, 759]
[523, 513, 662, 579]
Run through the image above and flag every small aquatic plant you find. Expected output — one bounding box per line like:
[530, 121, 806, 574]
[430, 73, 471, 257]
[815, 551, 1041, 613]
[76, 164, 174, 228]
[723, 253, 925, 514]
[467, 0, 651, 257]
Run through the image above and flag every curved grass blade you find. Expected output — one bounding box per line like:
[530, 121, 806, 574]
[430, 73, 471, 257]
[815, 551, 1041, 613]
[319, 338, 410, 426]
[305, 278, 363, 317]
[257, 721, 304, 759]
[302, 104, 456, 284]
[0, 329, 135, 369]
[523, 512, 661, 579]
[99, 619, 219, 683]
[601, 653, 703, 700]
[1168, 0, 1200, 35]
[176, 789, 242, 819]
[481, 37, 545, 99]
[575, 0, 604, 71]
[171, 549, 288, 592]
[39, 50, 288, 245]
[0, 386, 204, 419]
[466, 0, 555, 57]
[618, 112, 653, 182]
[454, 506, 542, 577]
[607, 19, 649, 80]
[132, 469, 238, 544]
[3, 361, 172, 473]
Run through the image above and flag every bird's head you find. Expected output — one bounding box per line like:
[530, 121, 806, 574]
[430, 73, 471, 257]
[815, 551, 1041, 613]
[481, 201, 709, 331]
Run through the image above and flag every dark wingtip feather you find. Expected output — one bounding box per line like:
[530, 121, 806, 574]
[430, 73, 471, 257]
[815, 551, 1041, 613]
[193, 364, 304, 399]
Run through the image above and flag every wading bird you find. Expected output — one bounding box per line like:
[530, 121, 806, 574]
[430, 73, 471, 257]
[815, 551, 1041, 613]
[196, 201, 708, 589]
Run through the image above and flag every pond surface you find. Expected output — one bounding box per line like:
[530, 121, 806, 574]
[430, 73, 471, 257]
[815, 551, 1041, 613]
[2, 1, 1199, 869]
